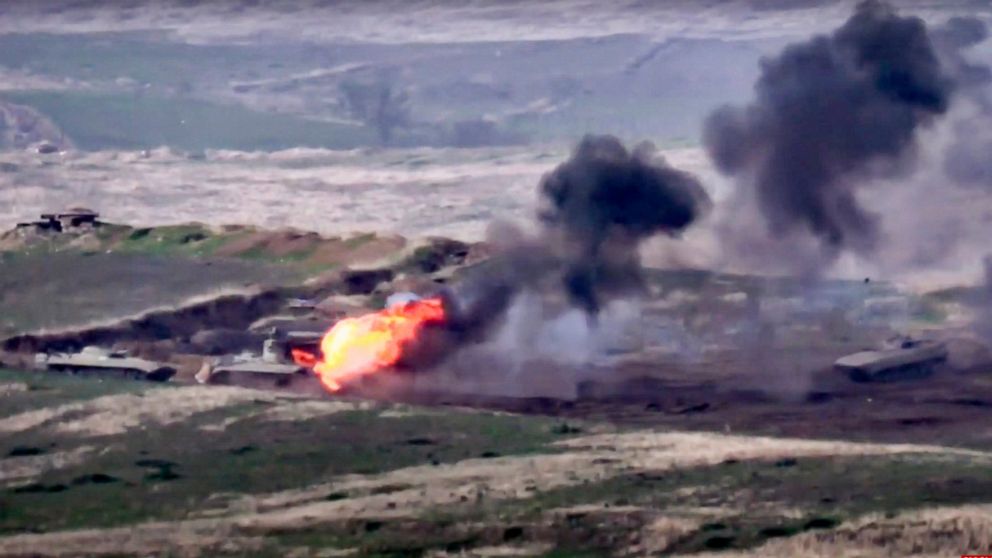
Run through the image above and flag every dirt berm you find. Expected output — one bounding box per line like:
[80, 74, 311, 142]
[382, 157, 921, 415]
[2, 288, 284, 355]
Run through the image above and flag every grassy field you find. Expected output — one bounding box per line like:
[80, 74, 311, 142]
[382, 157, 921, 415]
[0, 369, 585, 541]
[1, 368, 991, 556]
[2, 90, 374, 152]
[0, 250, 292, 335]
[0, 32, 287, 90]
[0, 222, 412, 335]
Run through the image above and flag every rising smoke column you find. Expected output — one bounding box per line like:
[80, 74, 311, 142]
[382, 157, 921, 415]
[537, 135, 710, 315]
[401, 135, 710, 369]
[704, 0, 955, 257]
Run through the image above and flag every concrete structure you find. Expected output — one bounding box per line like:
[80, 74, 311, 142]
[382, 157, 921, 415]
[17, 208, 100, 233]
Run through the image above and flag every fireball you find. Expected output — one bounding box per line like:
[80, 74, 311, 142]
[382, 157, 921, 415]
[293, 297, 446, 392]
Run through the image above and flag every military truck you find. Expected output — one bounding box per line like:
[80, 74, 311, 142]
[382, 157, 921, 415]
[834, 337, 948, 382]
[35, 346, 176, 382]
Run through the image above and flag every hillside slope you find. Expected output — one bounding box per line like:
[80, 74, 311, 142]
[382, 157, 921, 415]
[1, 369, 991, 557]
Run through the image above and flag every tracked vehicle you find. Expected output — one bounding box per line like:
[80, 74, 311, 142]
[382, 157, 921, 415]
[202, 332, 320, 389]
[35, 346, 176, 382]
[834, 337, 948, 383]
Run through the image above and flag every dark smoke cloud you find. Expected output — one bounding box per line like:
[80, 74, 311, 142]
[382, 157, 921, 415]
[400, 134, 710, 368]
[537, 135, 710, 314]
[704, 0, 954, 256]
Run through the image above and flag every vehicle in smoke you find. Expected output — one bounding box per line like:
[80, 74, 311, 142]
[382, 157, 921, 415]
[199, 332, 318, 389]
[834, 337, 948, 382]
[34, 346, 176, 382]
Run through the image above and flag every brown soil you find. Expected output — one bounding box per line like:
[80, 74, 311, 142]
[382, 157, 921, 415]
[308, 234, 407, 267]
[214, 229, 322, 259]
[391, 353, 992, 451]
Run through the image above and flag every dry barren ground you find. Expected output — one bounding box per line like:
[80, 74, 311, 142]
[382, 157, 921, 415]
[2, 368, 992, 557]
[0, 146, 719, 241]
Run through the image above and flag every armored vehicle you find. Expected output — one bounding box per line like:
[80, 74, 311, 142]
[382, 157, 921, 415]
[35, 346, 176, 382]
[834, 337, 948, 382]
[203, 338, 312, 389]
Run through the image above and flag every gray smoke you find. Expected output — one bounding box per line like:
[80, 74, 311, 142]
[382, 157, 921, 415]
[401, 135, 710, 369]
[704, 0, 955, 258]
[944, 119, 992, 187]
[935, 17, 992, 189]
[932, 16, 991, 96]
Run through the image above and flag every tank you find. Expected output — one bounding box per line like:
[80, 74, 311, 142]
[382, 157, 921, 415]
[35, 346, 176, 382]
[834, 337, 948, 382]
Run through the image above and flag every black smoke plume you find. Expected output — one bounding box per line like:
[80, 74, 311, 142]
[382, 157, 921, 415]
[400, 134, 709, 368]
[704, 0, 954, 255]
[537, 135, 709, 315]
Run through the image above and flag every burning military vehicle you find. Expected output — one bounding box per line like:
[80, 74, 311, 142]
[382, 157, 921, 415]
[290, 296, 447, 392]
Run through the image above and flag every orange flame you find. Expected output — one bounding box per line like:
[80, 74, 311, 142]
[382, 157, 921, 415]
[293, 298, 446, 392]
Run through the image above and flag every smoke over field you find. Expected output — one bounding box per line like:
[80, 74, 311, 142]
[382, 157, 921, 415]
[538, 135, 710, 315]
[394, 135, 711, 378]
[704, 1, 992, 277]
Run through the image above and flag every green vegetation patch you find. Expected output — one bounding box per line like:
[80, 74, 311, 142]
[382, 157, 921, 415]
[3, 389, 989, 557]
[0, 369, 159, 418]
[250, 450, 992, 556]
[0, 394, 582, 534]
[0, 251, 293, 335]
[116, 223, 219, 256]
[498, 453, 992, 554]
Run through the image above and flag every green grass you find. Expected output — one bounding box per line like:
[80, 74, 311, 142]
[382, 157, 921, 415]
[504, 453, 992, 554]
[0, 32, 284, 92]
[0, 368, 160, 418]
[254, 451, 992, 556]
[0, 382, 581, 534]
[2, 90, 374, 152]
[113, 225, 315, 267]
[4, 370, 992, 555]
[529, 453, 992, 516]
[0, 251, 294, 335]
[0, 221, 414, 334]
[331, 452, 992, 556]
[116, 224, 216, 256]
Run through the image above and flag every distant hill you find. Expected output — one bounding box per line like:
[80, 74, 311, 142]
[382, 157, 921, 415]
[0, 31, 787, 152]
[0, 91, 374, 152]
[0, 99, 68, 150]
